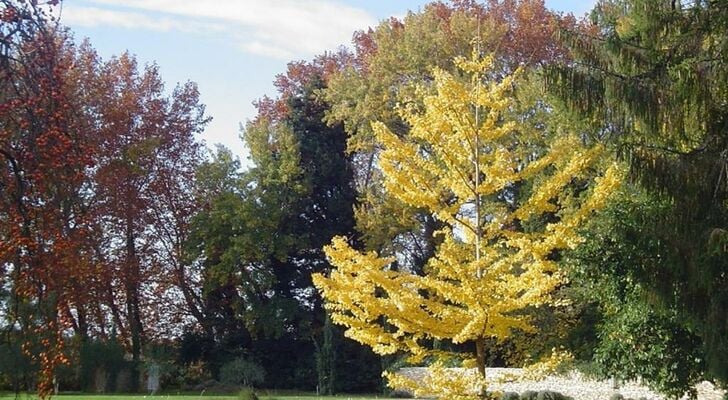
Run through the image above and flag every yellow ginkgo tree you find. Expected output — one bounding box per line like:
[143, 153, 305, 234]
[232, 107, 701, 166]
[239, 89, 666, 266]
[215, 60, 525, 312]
[313, 51, 621, 398]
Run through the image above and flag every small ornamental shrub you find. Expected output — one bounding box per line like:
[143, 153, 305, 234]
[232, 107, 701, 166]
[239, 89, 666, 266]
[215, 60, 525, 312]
[521, 390, 539, 400]
[237, 387, 258, 400]
[537, 390, 571, 400]
[388, 388, 414, 398]
[502, 392, 521, 400]
[220, 358, 265, 387]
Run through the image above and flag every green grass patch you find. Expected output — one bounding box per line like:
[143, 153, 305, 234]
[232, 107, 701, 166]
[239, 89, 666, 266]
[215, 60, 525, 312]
[0, 393, 400, 400]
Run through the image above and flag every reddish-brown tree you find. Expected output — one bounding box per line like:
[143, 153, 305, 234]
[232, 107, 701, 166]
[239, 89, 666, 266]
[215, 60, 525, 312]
[0, 1, 96, 397]
[2, 3, 209, 393]
[254, 49, 353, 124]
[84, 52, 208, 389]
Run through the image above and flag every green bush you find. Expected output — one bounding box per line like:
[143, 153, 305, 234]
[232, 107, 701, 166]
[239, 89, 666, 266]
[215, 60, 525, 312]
[502, 392, 520, 400]
[566, 191, 704, 399]
[388, 389, 414, 398]
[521, 390, 538, 400]
[537, 390, 570, 400]
[219, 358, 265, 387]
[0, 339, 35, 391]
[609, 393, 624, 400]
[144, 342, 179, 389]
[237, 387, 259, 400]
[79, 338, 127, 392]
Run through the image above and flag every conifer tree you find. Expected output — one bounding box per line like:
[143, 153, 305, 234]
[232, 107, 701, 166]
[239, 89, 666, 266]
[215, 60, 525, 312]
[547, 0, 728, 382]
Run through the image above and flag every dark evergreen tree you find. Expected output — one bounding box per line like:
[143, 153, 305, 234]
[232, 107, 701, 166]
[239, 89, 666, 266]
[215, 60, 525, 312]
[548, 0, 728, 384]
[185, 69, 381, 392]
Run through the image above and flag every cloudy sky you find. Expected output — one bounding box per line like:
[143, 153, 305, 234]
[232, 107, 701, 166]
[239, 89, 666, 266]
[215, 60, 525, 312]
[61, 0, 596, 163]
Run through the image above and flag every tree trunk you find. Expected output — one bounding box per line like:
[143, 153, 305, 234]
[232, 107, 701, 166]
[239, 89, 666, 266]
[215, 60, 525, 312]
[106, 282, 127, 338]
[175, 262, 209, 334]
[475, 338, 488, 398]
[125, 218, 143, 392]
[69, 304, 88, 341]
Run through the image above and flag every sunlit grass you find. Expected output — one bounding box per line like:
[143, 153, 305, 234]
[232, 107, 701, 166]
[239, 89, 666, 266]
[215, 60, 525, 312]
[0, 393, 400, 400]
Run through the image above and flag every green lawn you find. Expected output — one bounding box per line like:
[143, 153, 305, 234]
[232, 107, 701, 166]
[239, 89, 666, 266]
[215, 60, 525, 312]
[0, 394, 400, 400]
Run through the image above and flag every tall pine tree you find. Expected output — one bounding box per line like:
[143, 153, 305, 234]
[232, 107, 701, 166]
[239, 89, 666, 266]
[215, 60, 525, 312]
[547, 0, 728, 383]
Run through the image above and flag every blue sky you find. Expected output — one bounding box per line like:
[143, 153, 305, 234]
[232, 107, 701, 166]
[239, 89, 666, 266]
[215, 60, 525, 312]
[61, 0, 596, 162]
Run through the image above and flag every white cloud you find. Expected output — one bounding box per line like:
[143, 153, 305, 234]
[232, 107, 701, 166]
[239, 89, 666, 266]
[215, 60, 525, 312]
[240, 41, 294, 60]
[62, 5, 226, 34]
[63, 0, 377, 60]
[62, 6, 170, 31]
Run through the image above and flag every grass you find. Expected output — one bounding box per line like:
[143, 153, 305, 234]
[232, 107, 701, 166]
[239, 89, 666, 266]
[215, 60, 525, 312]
[0, 393, 401, 400]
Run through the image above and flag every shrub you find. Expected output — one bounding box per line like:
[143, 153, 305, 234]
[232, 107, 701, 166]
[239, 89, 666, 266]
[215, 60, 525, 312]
[237, 387, 259, 400]
[502, 392, 520, 400]
[537, 390, 570, 400]
[0, 340, 35, 392]
[521, 390, 539, 400]
[177, 361, 212, 389]
[79, 339, 127, 392]
[219, 358, 265, 387]
[610, 393, 624, 400]
[389, 389, 414, 398]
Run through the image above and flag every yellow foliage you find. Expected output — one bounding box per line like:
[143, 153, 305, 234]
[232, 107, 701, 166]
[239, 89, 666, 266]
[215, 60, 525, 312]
[521, 348, 575, 381]
[385, 364, 487, 400]
[312, 50, 621, 399]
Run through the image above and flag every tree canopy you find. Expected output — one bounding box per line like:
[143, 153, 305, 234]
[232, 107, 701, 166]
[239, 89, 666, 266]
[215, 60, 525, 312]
[547, 0, 728, 384]
[2, 1, 726, 398]
[314, 50, 621, 398]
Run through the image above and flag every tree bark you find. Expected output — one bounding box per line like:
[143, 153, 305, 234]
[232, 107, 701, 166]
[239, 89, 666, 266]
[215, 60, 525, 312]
[125, 217, 143, 392]
[475, 338, 488, 398]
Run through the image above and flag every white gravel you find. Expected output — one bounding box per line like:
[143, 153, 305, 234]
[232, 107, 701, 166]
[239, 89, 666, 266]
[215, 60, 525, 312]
[396, 367, 726, 400]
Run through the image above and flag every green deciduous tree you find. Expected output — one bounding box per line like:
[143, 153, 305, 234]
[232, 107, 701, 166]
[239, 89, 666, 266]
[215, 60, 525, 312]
[185, 62, 380, 392]
[566, 187, 704, 398]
